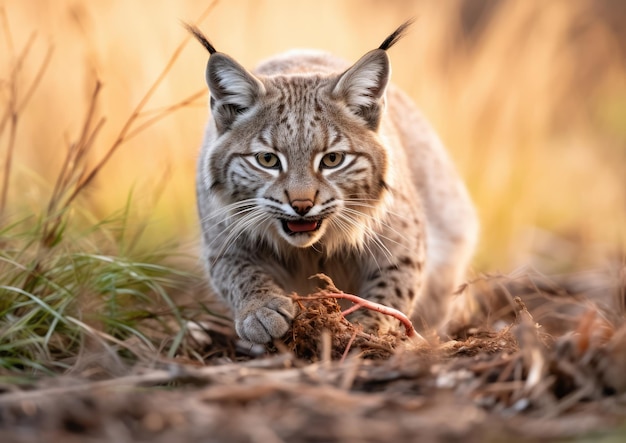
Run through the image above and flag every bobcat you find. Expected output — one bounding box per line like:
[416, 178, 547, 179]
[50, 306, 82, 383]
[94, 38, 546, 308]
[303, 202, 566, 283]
[188, 22, 478, 344]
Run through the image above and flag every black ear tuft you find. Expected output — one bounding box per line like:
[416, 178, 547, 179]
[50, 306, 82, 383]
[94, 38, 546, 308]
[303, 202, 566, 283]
[206, 54, 265, 133]
[183, 22, 217, 55]
[182, 22, 264, 134]
[378, 19, 414, 51]
[332, 50, 390, 130]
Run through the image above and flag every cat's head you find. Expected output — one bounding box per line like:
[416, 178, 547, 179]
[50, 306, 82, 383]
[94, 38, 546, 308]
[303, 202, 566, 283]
[190, 22, 411, 254]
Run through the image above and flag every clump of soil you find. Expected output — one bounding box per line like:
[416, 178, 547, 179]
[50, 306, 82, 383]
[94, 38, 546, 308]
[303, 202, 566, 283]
[286, 294, 402, 361]
[283, 274, 416, 361]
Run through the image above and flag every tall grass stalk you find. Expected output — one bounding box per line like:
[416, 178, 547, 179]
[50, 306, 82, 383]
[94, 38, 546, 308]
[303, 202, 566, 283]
[0, 31, 53, 216]
[0, 3, 220, 373]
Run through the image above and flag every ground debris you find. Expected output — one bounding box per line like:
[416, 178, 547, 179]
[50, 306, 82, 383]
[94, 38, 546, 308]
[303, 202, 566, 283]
[282, 274, 425, 362]
[286, 293, 402, 361]
[1, 268, 626, 442]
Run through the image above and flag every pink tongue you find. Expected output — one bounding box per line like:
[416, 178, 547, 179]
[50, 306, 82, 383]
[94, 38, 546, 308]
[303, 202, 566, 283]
[287, 221, 318, 232]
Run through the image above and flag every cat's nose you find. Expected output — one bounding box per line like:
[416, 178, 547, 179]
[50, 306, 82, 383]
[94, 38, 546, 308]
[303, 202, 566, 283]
[291, 199, 313, 216]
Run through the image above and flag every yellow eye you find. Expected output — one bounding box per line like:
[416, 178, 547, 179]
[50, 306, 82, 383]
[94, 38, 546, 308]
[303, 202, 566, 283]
[256, 152, 281, 169]
[320, 152, 345, 169]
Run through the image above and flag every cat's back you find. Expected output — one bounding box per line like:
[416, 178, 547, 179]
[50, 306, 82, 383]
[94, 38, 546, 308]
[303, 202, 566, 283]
[253, 49, 349, 76]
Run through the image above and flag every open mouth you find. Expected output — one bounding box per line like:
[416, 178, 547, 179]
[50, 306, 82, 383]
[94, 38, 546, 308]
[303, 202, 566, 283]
[281, 219, 322, 235]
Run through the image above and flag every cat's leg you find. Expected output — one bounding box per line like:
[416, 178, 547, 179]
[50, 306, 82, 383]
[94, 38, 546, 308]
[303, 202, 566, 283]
[416, 222, 478, 333]
[208, 252, 295, 344]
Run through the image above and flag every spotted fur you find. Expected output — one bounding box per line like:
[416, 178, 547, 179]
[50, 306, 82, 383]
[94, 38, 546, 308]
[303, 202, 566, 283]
[191, 22, 479, 343]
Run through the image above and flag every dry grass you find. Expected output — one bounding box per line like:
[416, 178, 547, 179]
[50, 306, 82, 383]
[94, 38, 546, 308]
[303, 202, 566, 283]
[0, 2, 223, 374]
[1, 272, 625, 441]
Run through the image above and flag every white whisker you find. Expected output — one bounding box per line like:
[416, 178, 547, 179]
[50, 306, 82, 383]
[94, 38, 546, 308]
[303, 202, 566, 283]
[341, 206, 413, 248]
[205, 206, 272, 263]
[331, 212, 386, 272]
[200, 198, 262, 224]
[214, 212, 272, 261]
[344, 198, 412, 222]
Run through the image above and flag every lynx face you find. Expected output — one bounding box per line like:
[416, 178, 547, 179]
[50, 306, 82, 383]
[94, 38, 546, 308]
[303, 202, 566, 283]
[191, 22, 479, 344]
[204, 72, 389, 253]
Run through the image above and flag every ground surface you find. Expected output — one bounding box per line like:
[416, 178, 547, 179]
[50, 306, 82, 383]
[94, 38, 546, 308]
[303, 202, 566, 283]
[1, 269, 626, 442]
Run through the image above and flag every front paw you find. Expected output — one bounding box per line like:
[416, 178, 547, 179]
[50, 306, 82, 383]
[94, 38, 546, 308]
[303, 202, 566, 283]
[235, 295, 295, 344]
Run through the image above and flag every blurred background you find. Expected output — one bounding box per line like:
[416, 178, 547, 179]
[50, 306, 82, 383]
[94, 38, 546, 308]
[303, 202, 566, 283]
[1, 0, 625, 273]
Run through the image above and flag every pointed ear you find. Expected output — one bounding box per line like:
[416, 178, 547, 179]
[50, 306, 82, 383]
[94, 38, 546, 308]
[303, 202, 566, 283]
[331, 49, 390, 130]
[206, 53, 265, 133]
